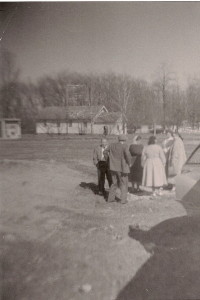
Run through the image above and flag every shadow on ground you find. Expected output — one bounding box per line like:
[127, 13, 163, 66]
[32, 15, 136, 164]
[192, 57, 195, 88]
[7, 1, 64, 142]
[0, 233, 71, 300]
[116, 180, 200, 300]
[80, 181, 153, 198]
[128, 187, 152, 197]
[79, 181, 99, 195]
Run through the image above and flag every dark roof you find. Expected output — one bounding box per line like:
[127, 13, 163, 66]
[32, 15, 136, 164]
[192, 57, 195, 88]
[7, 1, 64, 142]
[37, 106, 106, 121]
[0, 118, 21, 122]
[94, 112, 121, 124]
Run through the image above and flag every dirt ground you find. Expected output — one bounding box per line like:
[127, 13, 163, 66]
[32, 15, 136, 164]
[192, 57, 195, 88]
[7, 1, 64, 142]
[0, 134, 199, 300]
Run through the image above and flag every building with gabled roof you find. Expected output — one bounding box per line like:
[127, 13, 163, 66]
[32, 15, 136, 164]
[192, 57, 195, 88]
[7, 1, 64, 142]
[36, 105, 125, 135]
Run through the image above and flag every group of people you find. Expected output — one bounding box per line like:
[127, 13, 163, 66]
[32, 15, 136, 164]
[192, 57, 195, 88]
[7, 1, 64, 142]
[93, 130, 187, 204]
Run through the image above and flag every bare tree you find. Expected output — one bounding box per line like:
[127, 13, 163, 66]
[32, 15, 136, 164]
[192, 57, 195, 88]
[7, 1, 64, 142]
[37, 71, 88, 108]
[110, 74, 134, 133]
[168, 84, 186, 130]
[0, 48, 20, 117]
[0, 48, 20, 86]
[154, 63, 175, 130]
[186, 78, 200, 129]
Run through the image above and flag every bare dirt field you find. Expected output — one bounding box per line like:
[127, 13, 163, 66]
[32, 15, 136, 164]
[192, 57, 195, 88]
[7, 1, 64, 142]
[0, 133, 200, 300]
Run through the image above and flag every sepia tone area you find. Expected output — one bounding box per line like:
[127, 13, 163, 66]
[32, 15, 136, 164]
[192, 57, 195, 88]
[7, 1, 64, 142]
[1, 2, 200, 300]
[1, 134, 200, 300]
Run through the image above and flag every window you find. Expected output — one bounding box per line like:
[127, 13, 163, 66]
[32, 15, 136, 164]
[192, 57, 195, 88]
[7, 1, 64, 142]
[68, 120, 73, 127]
[83, 122, 87, 128]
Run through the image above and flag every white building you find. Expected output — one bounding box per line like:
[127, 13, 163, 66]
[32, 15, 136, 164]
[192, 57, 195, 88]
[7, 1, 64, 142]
[36, 105, 125, 135]
[0, 119, 21, 139]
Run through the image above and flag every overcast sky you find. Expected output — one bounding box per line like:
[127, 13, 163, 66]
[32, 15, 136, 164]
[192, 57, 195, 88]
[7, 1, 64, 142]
[1, 2, 200, 87]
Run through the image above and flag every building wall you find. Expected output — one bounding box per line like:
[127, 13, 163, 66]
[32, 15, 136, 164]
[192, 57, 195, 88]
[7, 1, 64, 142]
[139, 125, 150, 133]
[68, 121, 93, 134]
[36, 121, 92, 134]
[36, 120, 125, 135]
[0, 120, 21, 139]
[93, 122, 125, 135]
[68, 122, 80, 134]
[36, 122, 65, 134]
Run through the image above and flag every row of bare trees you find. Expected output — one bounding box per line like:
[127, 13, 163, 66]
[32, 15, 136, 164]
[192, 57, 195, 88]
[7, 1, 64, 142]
[1, 48, 200, 133]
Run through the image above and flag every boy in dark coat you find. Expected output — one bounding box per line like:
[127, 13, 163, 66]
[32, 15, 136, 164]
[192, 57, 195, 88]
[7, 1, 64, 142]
[105, 134, 131, 204]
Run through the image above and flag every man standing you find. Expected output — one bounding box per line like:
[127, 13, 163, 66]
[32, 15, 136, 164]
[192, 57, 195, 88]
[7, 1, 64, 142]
[106, 134, 131, 204]
[93, 138, 112, 196]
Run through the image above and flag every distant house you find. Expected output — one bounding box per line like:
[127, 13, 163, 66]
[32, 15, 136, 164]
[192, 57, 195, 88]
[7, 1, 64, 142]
[36, 105, 125, 135]
[0, 119, 21, 139]
[93, 111, 125, 134]
[139, 125, 150, 134]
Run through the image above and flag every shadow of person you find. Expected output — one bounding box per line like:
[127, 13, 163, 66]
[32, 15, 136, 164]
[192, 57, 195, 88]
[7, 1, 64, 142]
[116, 180, 200, 300]
[79, 182, 99, 195]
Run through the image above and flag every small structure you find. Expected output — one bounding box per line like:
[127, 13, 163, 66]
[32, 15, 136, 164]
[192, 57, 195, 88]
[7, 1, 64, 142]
[139, 125, 150, 134]
[36, 105, 125, 135]
[0, 119, 21, 139]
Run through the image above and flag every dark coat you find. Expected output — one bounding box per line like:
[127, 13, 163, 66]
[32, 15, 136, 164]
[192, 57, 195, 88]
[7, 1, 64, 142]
[106, 142, 131, 174]
[129, 144, 143, 183]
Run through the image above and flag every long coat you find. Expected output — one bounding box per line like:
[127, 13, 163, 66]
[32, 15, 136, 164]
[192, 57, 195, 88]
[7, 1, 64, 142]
[129, 144, 143, 183]
[168, 136, 187, 175]
[106, 142, 131, 174]
[142, 144, 167, 188]
[162, 137, 175, 177]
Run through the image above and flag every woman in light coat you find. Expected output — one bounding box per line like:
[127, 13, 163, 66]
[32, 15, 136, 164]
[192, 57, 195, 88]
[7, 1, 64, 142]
[168, 132, 187, 176]
[142, 135, 167, 196]
[162, 129, 175, 178]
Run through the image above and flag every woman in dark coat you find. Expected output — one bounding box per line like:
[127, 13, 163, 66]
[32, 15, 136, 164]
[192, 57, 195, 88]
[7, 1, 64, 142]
[129, 135, 144, 193]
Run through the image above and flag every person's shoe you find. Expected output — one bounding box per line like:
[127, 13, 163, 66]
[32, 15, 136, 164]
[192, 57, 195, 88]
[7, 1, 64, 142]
[157, 190, 163, 196]
[103, 191, 108, 200]
[157, 188, 163, 196]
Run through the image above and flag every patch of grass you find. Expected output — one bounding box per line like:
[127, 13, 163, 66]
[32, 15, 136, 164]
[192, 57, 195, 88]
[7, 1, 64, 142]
[0, 133, 199, 164]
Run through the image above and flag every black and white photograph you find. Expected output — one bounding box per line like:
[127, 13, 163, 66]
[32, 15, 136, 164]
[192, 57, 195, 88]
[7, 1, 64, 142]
[1, 2, 200, 299]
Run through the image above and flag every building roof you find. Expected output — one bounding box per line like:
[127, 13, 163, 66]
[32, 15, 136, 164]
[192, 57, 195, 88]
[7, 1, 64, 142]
[94, 112, 121, 124]
[0, 118, 21, 122]
[37, 105, 107, 121]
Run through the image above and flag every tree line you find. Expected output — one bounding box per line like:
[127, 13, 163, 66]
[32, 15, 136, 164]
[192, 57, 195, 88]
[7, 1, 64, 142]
[1, 48, 200, 133]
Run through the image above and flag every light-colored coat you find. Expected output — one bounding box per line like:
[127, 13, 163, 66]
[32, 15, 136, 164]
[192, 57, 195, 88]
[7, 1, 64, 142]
[93, 145, 107, 165]
[142, 144, 167, 187]
[168, 136, 187, 175]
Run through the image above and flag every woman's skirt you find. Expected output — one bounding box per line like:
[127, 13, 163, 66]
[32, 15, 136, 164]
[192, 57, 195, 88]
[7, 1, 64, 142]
[142, 157, 167, 187]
